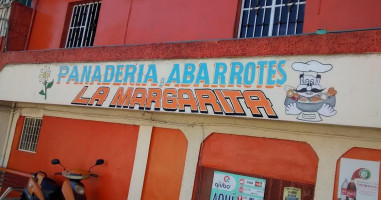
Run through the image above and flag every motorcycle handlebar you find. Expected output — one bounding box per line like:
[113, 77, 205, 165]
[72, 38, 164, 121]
[90, 174, 98, 177]
[54, 172, 61, 175]
[32, 171, 47, 177]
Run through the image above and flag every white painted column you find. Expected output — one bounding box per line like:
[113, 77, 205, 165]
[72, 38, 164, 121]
[2, 107, 20, 167]
[179, 126, 205, 200]
[309, 137, 359, 200]
[127, 125, 153, 200]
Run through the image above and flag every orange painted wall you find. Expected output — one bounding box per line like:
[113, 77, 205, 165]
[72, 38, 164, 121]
[27, 0, 239, 49]
[303, 0, 381, 33]
[26, 0, 381, 49]
[122, 0, 239, 45]
[7, 116, 139, 200]
[141, 127, 188, 200]
[200, 133, 318, 183]
[27, 0, 82, 50]
[333, 147, 381, 200]
[92, 0, 131, 46]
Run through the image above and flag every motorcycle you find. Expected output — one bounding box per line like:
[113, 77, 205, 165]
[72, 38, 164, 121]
[21, 171, 62, 200]
[51, 158, 104, 200]
[20, 158, 104, 200]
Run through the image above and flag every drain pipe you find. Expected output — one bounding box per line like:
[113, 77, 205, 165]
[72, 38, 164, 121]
[1, 102, 16, 167]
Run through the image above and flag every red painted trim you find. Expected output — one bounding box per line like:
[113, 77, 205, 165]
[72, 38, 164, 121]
[233, 0, 243, 38]
[59, 2, 74, 48]
[1, 30, 381, 71]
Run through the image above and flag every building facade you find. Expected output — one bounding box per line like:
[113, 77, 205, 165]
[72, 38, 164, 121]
[0, 0, 381, 200]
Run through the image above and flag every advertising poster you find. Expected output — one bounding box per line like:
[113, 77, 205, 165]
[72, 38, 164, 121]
[338, 158, 380, 200]
[283, 187, 301, 200]
[210, 171, 266, 200]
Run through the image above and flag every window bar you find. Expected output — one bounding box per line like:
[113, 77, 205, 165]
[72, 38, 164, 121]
[87, 2, 95, 46]
[75, 4, 84, 48]
[18, 119, 27, 150]
[80, 4, 89, 47]
[27, 119, 37, 152]
[73, 4, 82, 47]
[285, 1, 292, 35]
[70, 5, 80, 47]
[293, 0, 300, 34]
[0, 9, 3, 36]
[74, 4, 81, 46]
[260, 6, 267, 37]
[87, 3, 98, 46]
[244, 0, 252, 38]
[268, 0, 277, 36]
[87, 2, 97, 46]
[251, 6, 258, 37]
[25, 118, 33, 151]
[83, 3, 94, 46]
[65, 5, 77, 48]
[276, 0, 284, 36]
[77, 4, 85, 47]
[93, 2, 101, 45]
[237, 0, 245, 38]
[29, 119, 35, 152]
[31, 119, 37, 152]
[33, 119, 42, 152]
[24, 118, 32, 151]
[29, 119, 38, 151]
[88, 2, 100, 46]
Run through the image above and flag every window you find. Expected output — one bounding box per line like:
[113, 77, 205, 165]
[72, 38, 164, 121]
[15, 0, 32, 7]
[18, 117, 42, 153]
[65, 1, 101, 48]
[0, 0, 12, 37]
[238, 0, 305, 38]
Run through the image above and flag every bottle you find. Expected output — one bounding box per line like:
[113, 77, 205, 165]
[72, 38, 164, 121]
[340, 178, 348, 200]
[346, 179, 356, 200]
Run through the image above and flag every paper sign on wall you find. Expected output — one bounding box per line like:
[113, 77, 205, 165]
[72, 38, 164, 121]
[210, 171, 266, 200]
[338, 158, 380, 200]
[283, 187, 301, 200]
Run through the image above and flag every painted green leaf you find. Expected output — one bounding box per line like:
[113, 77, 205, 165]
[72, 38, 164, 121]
[47, 79, 54, 89]
[39, 90, 45, 95]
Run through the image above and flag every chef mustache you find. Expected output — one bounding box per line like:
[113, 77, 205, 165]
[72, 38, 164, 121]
[294, 88, 325, 93]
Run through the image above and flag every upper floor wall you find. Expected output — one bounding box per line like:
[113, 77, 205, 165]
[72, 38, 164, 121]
[26, 0, 381, 50]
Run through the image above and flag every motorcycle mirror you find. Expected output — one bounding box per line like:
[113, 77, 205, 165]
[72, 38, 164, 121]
[51, 158, 65, 170]
[95, 159, 104, 166]
[89, 159, 105, 172]
[51, 159, 60, 165]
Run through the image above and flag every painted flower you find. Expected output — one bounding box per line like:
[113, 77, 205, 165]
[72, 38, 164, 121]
[39, 66, 51, 83]
[38, 66, 54, 100]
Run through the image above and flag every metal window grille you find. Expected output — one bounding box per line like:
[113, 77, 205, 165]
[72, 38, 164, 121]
[14, 0, 32, 7]
[18, 117, 42, 153]
[65, 1, 101, 48]
[238, 0, 306, 38]
[0, 0, 12, 37]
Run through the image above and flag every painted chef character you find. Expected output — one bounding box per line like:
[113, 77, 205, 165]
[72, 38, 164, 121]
[285, 60, 337, 121]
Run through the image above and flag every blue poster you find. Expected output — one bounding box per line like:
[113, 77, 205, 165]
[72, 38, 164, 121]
[210, 171, 266, 200]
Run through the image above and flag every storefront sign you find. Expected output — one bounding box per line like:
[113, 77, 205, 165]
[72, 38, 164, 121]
[0, 54, 380, 127]
[283, 187, 301, 200]
[210, 171, 266, 200]
[338, 158, 380, 200]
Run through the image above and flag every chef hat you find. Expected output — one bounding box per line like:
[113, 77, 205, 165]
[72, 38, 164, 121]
[292, 60, 333, 76]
